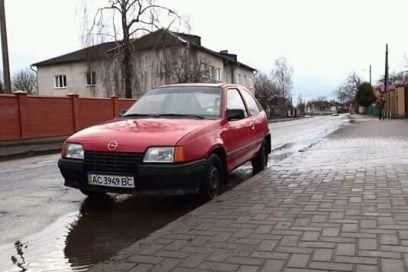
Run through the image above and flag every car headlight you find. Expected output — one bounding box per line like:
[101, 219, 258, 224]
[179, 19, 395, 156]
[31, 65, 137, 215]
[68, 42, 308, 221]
[143, 147, 175, 163]
[64, 143, 84, 159]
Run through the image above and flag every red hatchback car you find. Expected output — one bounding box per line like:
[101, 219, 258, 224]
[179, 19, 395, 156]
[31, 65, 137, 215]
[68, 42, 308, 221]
[58, 84, 270, 200]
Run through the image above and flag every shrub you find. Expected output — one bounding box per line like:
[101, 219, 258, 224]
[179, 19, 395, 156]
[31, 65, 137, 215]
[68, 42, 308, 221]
[356, 82, 375, 107]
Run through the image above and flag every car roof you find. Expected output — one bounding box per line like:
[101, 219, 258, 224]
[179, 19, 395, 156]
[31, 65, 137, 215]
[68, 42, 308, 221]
[156, 83, 244, 90]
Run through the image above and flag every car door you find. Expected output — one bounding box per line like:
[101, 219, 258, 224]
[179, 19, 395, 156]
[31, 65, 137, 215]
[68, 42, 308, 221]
[222, 88, 254, 171]
[239, 88, 267, 155]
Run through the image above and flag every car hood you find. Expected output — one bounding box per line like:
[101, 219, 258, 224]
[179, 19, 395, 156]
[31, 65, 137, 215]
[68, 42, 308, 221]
[67, 118, 216, 153]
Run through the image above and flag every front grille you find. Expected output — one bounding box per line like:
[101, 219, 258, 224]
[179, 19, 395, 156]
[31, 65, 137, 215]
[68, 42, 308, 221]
[85, 151, 143, 174]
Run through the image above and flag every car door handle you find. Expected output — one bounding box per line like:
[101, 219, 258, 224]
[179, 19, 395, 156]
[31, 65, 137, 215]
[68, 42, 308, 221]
[250, 123, 256, 130]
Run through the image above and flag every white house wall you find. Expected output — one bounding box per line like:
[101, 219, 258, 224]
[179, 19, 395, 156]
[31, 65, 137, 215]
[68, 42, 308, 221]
[37, 62, 109, 97]
[234, 66, 255, 93]
[197, 51, 224, 82]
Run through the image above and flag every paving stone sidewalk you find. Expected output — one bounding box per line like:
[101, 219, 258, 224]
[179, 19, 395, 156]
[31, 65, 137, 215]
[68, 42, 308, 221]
[90, 118, 408, 272]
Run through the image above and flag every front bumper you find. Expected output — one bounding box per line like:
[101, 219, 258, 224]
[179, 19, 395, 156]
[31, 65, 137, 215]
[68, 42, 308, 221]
[58, 158, 208, 195]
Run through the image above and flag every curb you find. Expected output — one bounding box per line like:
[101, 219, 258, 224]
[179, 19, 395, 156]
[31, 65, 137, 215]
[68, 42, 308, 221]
[0, 136, 67, 161]
[269, 117, 305, 123]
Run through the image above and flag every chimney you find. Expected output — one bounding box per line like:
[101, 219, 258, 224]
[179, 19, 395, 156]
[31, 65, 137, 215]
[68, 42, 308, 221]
[219, 50, 237, 62]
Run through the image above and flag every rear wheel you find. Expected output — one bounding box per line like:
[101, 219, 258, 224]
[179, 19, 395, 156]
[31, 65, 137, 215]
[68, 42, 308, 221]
[199, 154, 225, 201]
[252, 140, 268, 174]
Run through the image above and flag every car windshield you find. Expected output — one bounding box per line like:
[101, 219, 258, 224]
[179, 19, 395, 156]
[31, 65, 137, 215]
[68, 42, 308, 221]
[124, 86, 222, 119]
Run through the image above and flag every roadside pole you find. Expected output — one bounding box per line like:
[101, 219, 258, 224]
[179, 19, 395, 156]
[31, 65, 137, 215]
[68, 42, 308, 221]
[382, 44, 388, 119]
[0, 0, 11, 93]
[384, 44, 388, 95]
[369, 65, 372, 86]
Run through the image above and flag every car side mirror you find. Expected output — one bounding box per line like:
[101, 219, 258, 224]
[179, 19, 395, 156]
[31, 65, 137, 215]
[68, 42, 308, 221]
[226, 109, 245, 121]
[119, 109, 128, 117]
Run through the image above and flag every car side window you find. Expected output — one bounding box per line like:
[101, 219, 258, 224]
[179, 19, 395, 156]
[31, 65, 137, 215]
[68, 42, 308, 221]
[227, 89, 248, 118]
[241, 90, 261, 115]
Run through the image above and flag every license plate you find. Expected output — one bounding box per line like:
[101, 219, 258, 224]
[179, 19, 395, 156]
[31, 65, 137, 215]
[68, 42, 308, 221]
[88, 173, 135, 188]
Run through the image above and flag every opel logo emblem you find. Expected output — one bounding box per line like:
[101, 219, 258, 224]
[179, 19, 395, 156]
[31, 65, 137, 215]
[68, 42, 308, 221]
[107, 141, 118, 151]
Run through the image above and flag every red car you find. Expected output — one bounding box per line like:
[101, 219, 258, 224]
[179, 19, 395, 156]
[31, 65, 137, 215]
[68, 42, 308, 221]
[58, 84, 270, 200]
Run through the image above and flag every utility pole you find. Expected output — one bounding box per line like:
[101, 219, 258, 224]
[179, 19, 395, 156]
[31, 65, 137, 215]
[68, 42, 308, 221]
[384, 44, 389, 96]
[0, 0, 11, 93]
[369, 65, 372, 86]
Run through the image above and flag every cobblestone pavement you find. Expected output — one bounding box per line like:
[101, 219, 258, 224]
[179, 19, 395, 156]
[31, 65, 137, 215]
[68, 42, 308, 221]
[90, 118, 408, 272]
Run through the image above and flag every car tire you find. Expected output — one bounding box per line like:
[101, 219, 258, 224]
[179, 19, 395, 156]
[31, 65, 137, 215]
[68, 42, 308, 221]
[80, 189, 106, 198]
[199, 154, 224, 201]
[252, 140, 268, 174]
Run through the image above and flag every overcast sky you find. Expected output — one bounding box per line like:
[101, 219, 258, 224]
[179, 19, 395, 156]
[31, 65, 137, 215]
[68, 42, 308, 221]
[5, 0, 408, 100]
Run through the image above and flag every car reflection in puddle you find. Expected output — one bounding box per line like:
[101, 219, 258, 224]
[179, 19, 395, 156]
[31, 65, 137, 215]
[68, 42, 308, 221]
[65, 164, 266, 270]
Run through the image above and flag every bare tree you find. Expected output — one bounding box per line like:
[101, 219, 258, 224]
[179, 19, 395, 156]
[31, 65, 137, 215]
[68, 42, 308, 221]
[271, 57, 293, 101]
[84, 0, 185, 98]
[378, 70, 408, 86]
[12, 68, 36, 94]
[297, 94, 306, 114]
[160, 46, 209, 84]
[336, 72, 361, 105]
[254, 72, 276, 114]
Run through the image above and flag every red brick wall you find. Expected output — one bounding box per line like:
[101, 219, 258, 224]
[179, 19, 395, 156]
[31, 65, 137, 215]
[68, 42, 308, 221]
[78, 98, 113, 129]
[0, 95, 20, 140]
[118, 99, 135, 112]
[0, 93, 136, 141]
[22, 96, 74, 138]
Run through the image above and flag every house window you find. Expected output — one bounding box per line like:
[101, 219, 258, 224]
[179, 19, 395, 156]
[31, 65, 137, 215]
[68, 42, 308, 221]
[209, 66, 215, 79]
[215, 68, 221, 81]
[54, 75, 67, 88]
[86, 71, 96, 86]
[248, 78, 253, 88]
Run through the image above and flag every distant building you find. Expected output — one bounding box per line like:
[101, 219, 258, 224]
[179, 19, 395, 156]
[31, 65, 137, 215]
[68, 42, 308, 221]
[33, 29, 256, 97]
[305, 100, 336, 115]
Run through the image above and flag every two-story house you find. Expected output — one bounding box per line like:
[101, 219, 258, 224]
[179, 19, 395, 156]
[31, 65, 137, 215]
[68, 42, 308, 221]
[33, 29, 256, 97]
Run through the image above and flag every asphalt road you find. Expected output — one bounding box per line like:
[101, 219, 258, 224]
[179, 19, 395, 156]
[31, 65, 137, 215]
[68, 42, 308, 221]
[0, 114, 348, 272]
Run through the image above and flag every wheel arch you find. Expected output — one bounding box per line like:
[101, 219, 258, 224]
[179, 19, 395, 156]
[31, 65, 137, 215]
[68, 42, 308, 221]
[265, 133, 271, 154]
[208, 145, 228, 178]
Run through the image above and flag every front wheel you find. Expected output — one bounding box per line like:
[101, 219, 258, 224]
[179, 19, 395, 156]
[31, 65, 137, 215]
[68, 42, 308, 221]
[252, 140, 268, 174]
[199, 154, 225, 201]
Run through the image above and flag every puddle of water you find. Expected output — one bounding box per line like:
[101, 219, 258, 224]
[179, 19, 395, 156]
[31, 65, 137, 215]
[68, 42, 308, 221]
[0, 212, 79, 272]
[0, 195, 199, 272]
[296, 123, 344, 153]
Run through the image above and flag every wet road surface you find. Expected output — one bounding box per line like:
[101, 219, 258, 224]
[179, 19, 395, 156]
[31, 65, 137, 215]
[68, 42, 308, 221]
[0, 115, 348, 271]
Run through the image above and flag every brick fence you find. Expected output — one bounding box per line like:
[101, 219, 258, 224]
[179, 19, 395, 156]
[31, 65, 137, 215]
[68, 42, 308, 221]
[0, 92, 135, 141]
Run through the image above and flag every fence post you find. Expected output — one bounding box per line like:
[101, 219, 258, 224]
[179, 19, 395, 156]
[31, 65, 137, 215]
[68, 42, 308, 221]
[14, 90, 27, 139]
[67, 93, 79, 132]
[111, 95, 119, 118]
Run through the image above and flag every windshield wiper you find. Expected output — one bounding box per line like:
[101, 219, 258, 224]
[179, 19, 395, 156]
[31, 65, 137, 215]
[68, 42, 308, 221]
[157, 113, 205, 119]
[122, 113, 159, 118]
